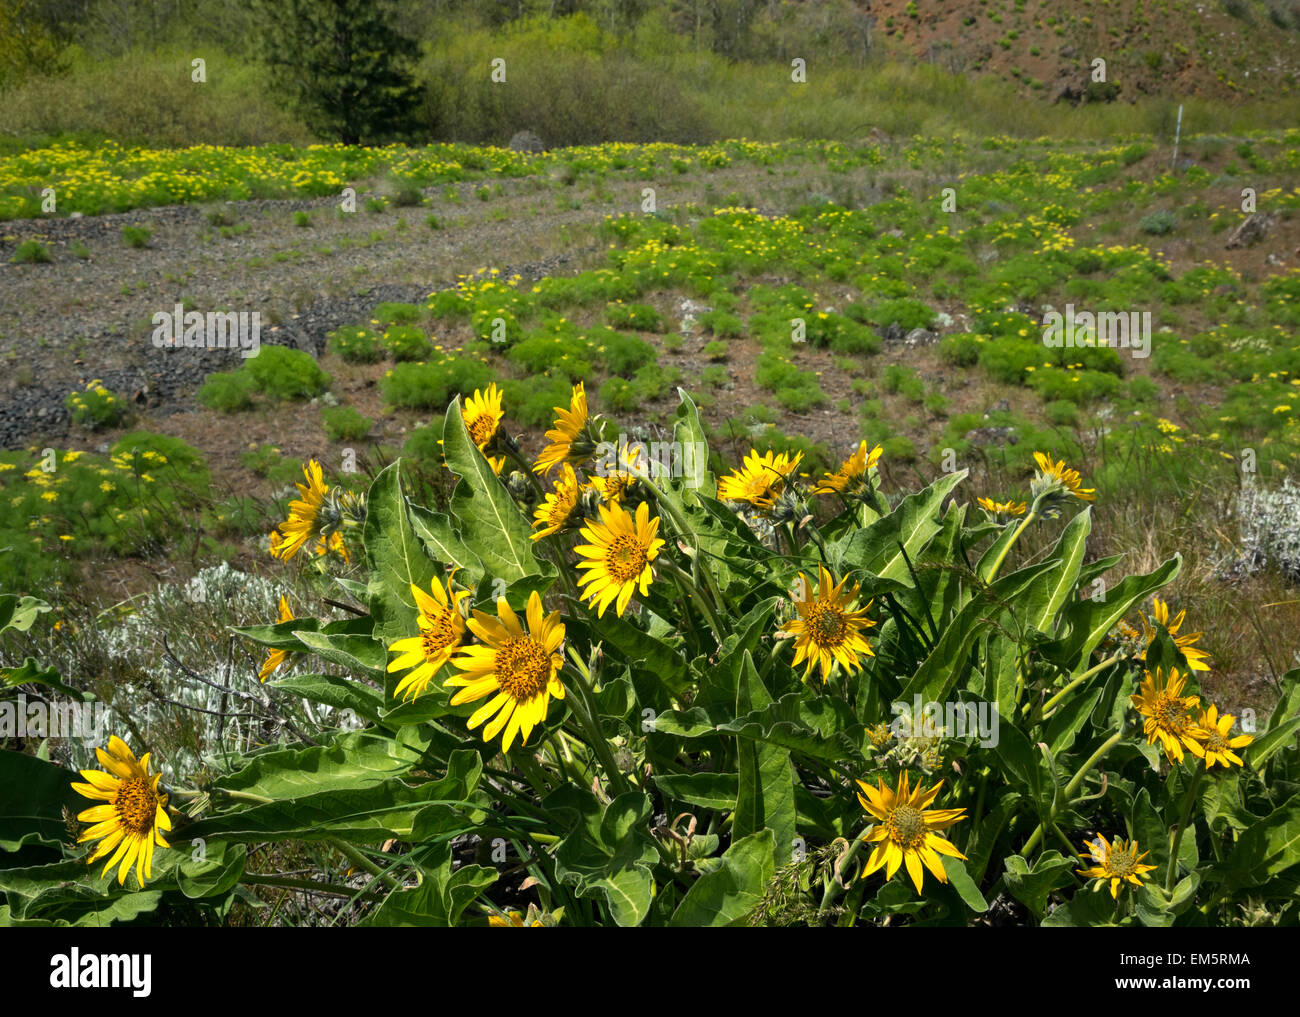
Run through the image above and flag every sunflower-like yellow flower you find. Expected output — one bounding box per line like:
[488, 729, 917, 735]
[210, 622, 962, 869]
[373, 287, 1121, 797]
[780, 564, 876, 683]
[1130, 666, 1202, 764]
[387, 575, 470, 702]
[446, 591, 565, 753]
[71, 737, 172, 887]
[857, 772, 967, 894]
[313, 530, 351, 563]
[1032, 451, 1096, 502]
[258, 595, 294, 683]
[463, 383, 505, 451]
[531, 463, 584, 540]
[590, 440, 642, 505]
[1077, 834, 1158, 898]
[574, 501, 665, 618]
[814, 441, 882, 496]
[488, 910, 543, 927]
[976, 496, 1028, 517]
[1138, 597, 1212, 672]
[533, 382, 593, 475]
[1191, 704, 1252, 769]
[717, 448, 802, 510]
[271, 459, 328, 560]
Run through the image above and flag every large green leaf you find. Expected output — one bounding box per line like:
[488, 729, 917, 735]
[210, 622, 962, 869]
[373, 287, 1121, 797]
[364, 842, 496, 927]
[1002, 850, 1075, 915]
[292, 628, 386, 677]
[215, 729, 427, 800]
[442, 399, 547, 584]
[670, 829, 775, 926]
[669, 388, 715, 504]
[834, 469, 967, 583]
[1051, 555, 1181, 674]
[269, 673, 386, 726]
[364, 460, 441, 646]
[0, 750, 84, 851]
[546, 786, 659, 927]
[408, 502, 486, 587]
[0, 595, 50, 636]
[733, 650, 797, 867]
[653, 773, 739, 811]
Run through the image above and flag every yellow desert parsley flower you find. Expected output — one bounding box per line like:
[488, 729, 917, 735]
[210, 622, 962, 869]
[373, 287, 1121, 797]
[976, 496, 1028, 517]
[71, 736, 172, 887]
[387, 575, 470, 702]
[857, 771, 967, 894]
[446, 590, 566, 753]
[532, 463, 584, 540]
[1191, 704, 1253, 769]
[1032, 451, 1096, 502]
[1130, 666, 1202, 764]
[814, 441, 882, 496]
[533, 382, 594, 475]
[574, 501, 665, 618]
[258, 595, 294, 683]
[1138, 597, 1212, 672]
[1077, 834, 1158, 898]
[780, 564, 876, 683]
[271, 459, 328, 560]
[717, 448, 802, 510]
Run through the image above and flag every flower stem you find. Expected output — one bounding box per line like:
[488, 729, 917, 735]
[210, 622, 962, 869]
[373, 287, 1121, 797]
[1039, 653, 1124, 718]
[1166, 763, 1204, 893]
[1022, 730, 1123, 856]
[984, 509, 1039, 583]
[563, 665, 630, 797]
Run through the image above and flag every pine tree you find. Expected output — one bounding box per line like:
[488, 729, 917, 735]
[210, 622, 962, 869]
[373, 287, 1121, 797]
[247, 0, 424, 144]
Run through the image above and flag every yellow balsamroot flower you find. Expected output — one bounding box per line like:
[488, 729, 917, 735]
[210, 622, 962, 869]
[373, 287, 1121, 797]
[1138, 597, 1211, 672]
[489, 910, 543, 927]
[976, 496, 1028, 517]
[590, 439, 643, 505]
[463, 383, 505, 452]
[533, 382, 592, 475]
[271, 459, 328, 560]
[387, 576, 470, 702]
[574, 501, 665, 618]
[1077, 834, 1158, 898]
[1130, 666, 1202, 764]
[71, 737, 172, 887]
[717, 448, 802, 510]
[1191, 705, 1252, 769]
[1032, 451, 1096, 502]
[781, 564, 876, 683]
[314, 530, 351, 564]
[258, 595, 294, 683]
[532, 463, 583, 540]
[814, 441, 882, 496]
[446, 591, 565, 753]
[857, 772, 967, 894]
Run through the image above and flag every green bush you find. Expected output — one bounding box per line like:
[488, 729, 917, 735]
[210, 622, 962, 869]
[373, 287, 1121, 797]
[382, 324, 433, 362]
[246, 345, 331, 400]
[600, 330, 657, 374]
[698, 309, 744, 338]
[599, 376, 640, 412]
[939, 332, 981, 366]
[605, 302, 665, 332]
[503, 375, 575, 428]
[64, 380, 128, 430]
[328, 325, 385, 363]
[1138, 210, 1177, 235]
[197, 370, 258, 412]
[375, 302, 423, 325]
[867, 297, 934, 331]
[321, 405, 372, 441]
[10, 239, 51, 263]
[122, 225, 151, 248]
[382, 355, 493, 410]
